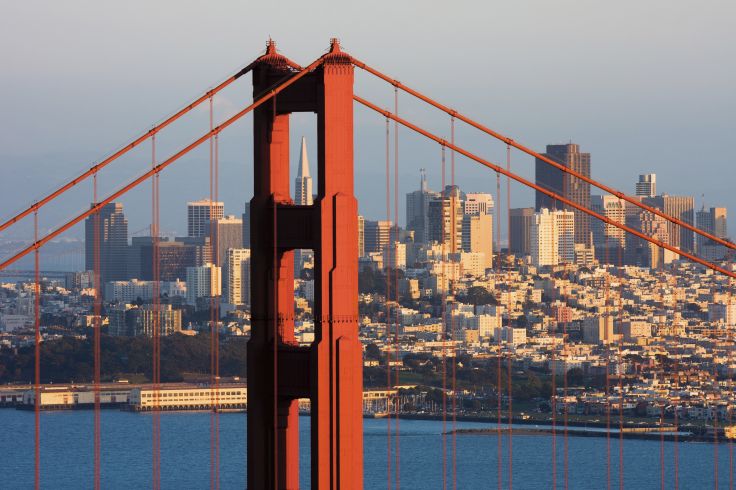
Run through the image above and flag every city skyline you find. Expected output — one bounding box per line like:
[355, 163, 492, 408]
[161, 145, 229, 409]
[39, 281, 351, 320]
[1, 2, 734, 240]
[1, 5, 735, 488]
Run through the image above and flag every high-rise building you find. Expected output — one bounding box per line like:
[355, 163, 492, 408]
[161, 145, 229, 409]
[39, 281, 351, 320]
[625, 209, 672, 268]
[464, 193, 494, 216]
[85, 202, 128, 287]
[211, 215, 243, 267]
[405, 169, 439, 244]
[636, 174, 656, 197]
[187, 199, 224, 238]
[174, 236, 212, 266]
[462, 213, 493, 268]
[535, 143, 591, 245]
[364, 220, 392, 254]
[128, 237, 198, 281]
[697, 206, 728, 260]
[427, 185, 464, 253]
[224, 248, 251, 306]
[109, 303, 181, 337]
[582, 315, 614, 344]
[530, 208, 575, 267]
[185, 263, 221, 306]
[294, 137, 314, 206]
[358, 215, 365, 258]
[591, 195, 626, 264]
[293, 137, 314, 276]
[642, 194, 695, 253]
[382, 242, 406, 270]
[509, 207, 535, 257]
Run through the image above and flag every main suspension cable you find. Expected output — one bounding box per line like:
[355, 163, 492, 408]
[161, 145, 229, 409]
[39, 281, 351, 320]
[0, 63, 258, 234]
[350, 58, 734, 253]
[1, 58, 325, 273]
[352, 96, 736, 280]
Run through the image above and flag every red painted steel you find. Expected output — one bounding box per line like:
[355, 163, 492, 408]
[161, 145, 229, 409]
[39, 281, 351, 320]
[33, 211, 40, 490]
[247, 39, 362, 489]
[353, 95, 736, 281]
[351, 58, 735, 254]
[93, 175, 102, 490]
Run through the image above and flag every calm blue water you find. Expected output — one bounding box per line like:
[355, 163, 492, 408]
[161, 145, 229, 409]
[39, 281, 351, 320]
[2, 409, 732, 489]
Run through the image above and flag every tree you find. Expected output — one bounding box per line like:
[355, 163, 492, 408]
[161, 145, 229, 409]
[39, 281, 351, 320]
[364, 343, 382, 361]
[463, 286, 497, 306]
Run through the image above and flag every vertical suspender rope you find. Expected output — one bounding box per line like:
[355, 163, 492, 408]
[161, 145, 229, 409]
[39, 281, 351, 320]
[384, 114, 393, 490]
[33, 207, 41, 490]
[151, 134, 161, 490]
[728, 278, 734, 490]
[562, 162, 573, 490]
[712, 275, 719, 490]
[550, 190, 557, 490]
[93, 171, 102, 490]
[214, 131, 221, 490]
[604, 231, 611, 490]
[672, 272, 679, 490]
[495, 166, 503, 490]
[209, 94, 215, 490]
[617, 246, 624, 489]
[441, 142, 448, 490]
[658, 248, 665, 490]
[394, 86, 401, 490]
[506, 143, 513, 490]
[450, 115, 457, 490]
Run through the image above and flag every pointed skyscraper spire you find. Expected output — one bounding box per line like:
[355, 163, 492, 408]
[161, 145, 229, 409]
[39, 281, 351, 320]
[298, 136, 311, 179]
[294, 137, 313, 205]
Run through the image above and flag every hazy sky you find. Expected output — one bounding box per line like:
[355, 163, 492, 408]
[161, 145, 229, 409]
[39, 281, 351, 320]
[1, 0, 734, 243]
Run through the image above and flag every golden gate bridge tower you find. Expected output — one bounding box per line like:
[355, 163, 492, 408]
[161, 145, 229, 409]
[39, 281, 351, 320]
[247, 39, 363, 489]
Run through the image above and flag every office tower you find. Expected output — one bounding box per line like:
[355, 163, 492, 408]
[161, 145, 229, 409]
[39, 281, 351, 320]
[464, 193, 494, 216]
[555, 210, 575, 264]
[405, 169, 439, 244]
[591, 195, 626, 264]
[364, 220, 392, 254]
[85, 202, 128, 287]
[643, 194, 695, 253]
[358, 215, 365, 257]
[625, 209, 671, 268]
[582, 315, 614, 344]
[427, 185, 464, 253]
[128, 237, 198, 281]
[530, 208, 575, 267]
[293, 138, 314, 275]
[509, 207, 535, 256]
[185, 263, 221, 306]
[187, 199, 224, 238]
[294, 137, 314, 206]
[109, 303, 182, 337]
[211, 215, 243, 267]
[636, 174, 656, 197]
[697, 207, 728, 260]
[174, 236, 212, 266]
[535, 143, 591, 245]
[382, 242, 406, 270]
[225, 248, 251, 306]
[242, 205, 251, 248]
[462, 213, 493, 268]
